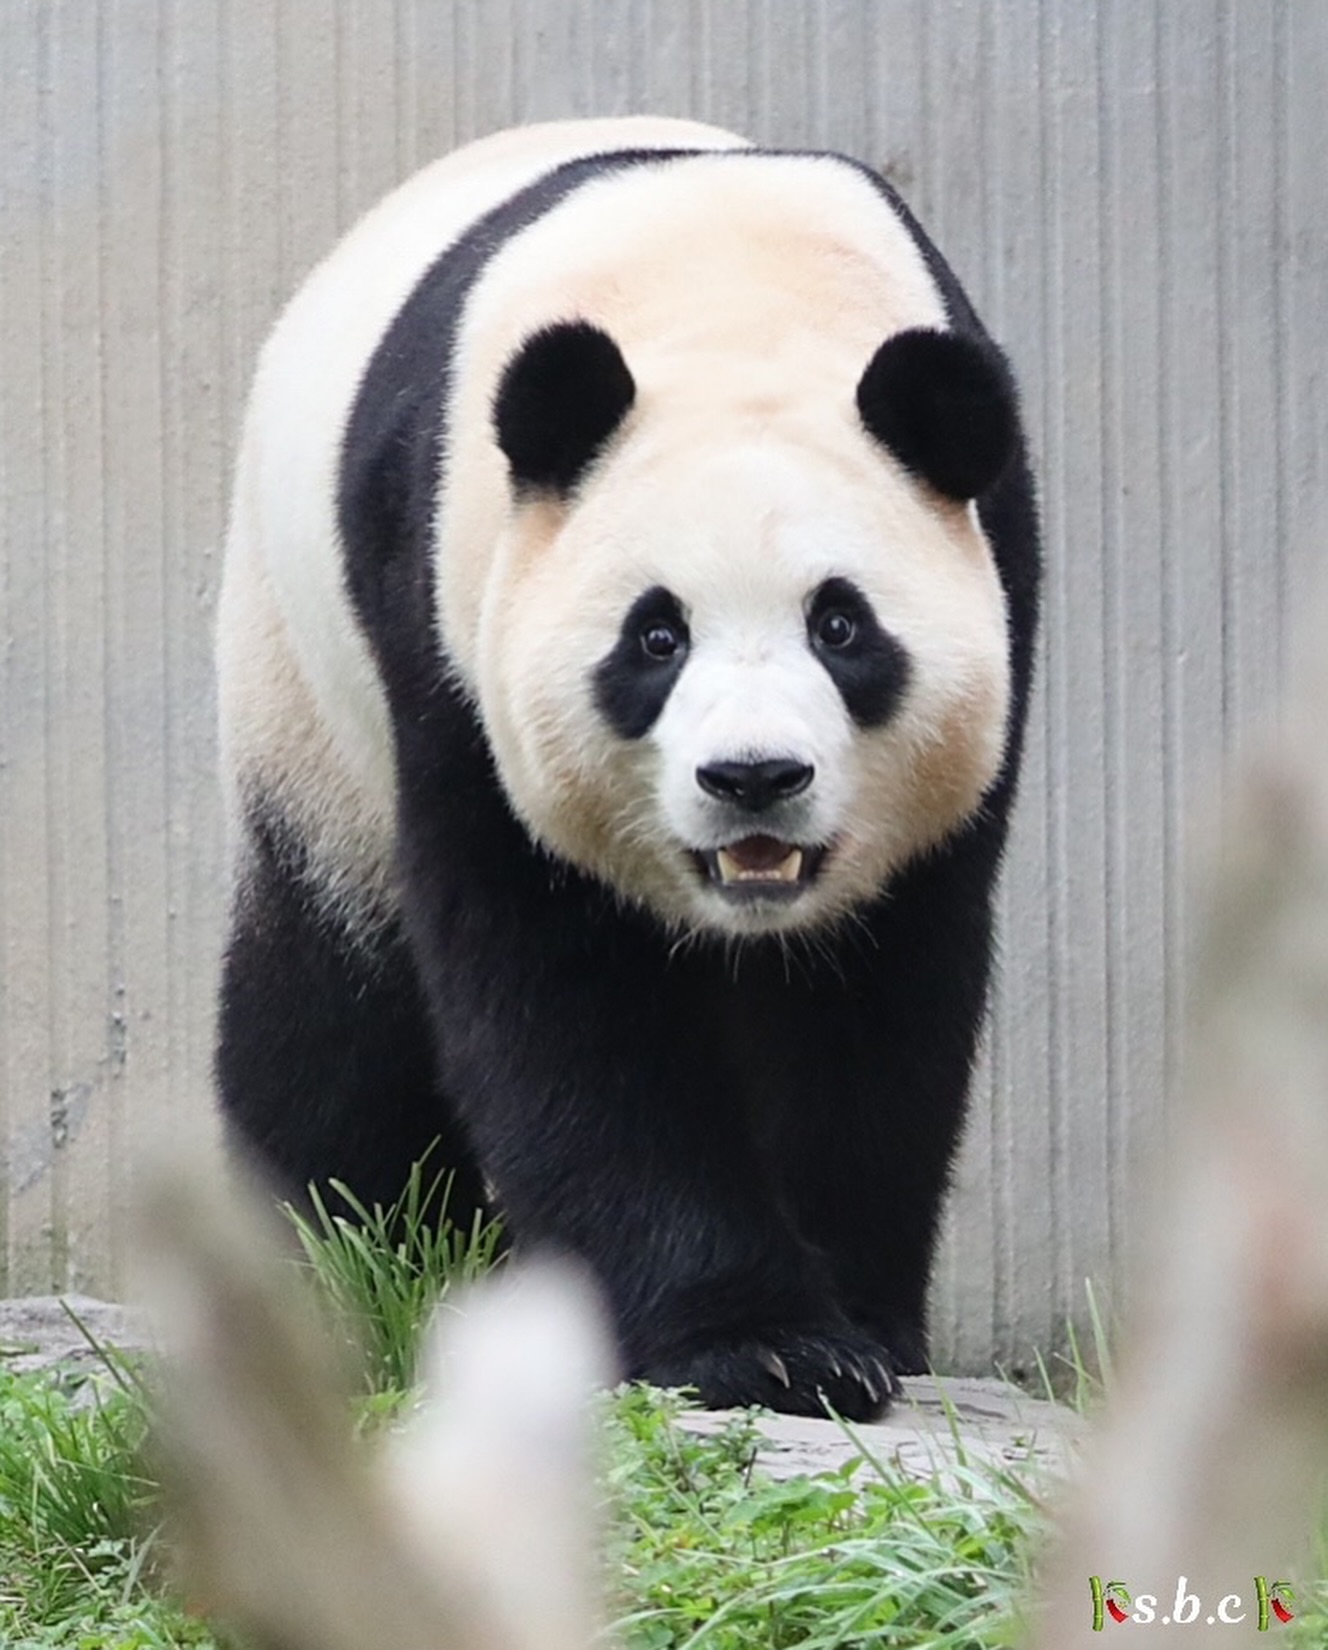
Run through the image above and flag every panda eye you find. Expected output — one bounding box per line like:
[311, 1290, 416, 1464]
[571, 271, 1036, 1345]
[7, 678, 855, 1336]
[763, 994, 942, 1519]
[816, 610, 857, 650]
[640, 622, 683, 661]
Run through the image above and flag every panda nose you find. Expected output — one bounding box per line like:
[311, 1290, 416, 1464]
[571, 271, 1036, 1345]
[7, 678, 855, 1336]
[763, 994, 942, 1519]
[695, 758, 815, 812]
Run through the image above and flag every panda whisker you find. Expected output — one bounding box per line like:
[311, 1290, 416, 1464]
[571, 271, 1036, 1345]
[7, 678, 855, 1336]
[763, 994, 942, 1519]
[666, 923, 708, 965]
[833, 906, 880, 965]
[804, 926, 851, 987]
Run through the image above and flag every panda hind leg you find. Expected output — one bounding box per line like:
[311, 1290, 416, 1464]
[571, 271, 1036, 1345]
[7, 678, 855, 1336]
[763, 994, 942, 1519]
[216, 805, 489, 1233]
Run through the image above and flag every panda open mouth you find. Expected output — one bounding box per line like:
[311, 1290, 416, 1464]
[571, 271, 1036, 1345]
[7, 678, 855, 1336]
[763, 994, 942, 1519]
[694, 836, 827, 898]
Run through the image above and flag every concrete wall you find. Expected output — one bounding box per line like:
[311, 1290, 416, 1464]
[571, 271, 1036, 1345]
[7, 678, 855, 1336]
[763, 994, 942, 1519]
[2, 0, 1325, 1373]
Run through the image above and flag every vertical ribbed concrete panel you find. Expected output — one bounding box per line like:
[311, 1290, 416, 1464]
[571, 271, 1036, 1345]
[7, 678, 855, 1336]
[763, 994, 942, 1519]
[1, 1, 1325, 1372]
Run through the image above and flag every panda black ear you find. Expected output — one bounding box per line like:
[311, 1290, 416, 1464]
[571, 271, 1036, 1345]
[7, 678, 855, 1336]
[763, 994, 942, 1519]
[493, 321, 636, 494]
[856, 327, 1018, 501]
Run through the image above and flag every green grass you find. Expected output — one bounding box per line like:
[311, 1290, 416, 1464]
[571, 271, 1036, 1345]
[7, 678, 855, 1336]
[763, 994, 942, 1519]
[0, 1348, 1045, 1650]
[8, 1167, 1319, 1649]
[0, 1358, 211, 1648]
[604, 1387, 1039, 1649]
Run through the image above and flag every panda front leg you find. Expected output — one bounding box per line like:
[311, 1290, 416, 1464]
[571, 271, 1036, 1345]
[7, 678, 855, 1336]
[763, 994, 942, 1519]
[453, 1009, 900, 1421]
[777, 1066, 962, 1378]
[395, 815, 897, 1419]
[769, 848, 1001, 1378]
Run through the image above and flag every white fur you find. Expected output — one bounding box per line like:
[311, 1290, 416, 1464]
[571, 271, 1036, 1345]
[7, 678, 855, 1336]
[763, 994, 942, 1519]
[219, 118, 1011, 941]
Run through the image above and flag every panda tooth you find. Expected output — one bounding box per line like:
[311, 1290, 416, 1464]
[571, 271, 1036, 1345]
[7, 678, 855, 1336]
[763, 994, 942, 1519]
[716, 847, 743, 885]
[714, 847, 805, 886]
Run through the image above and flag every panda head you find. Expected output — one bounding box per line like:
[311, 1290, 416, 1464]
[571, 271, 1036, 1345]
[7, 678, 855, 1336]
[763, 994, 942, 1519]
[479, 318, 1017, 938]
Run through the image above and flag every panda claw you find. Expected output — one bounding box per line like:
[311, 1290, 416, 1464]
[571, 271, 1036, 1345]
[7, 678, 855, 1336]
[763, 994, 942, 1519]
[759, 1347, 792, 1388]
[846, 1352, 899, 1408]
[643, 1326, 896, 1419]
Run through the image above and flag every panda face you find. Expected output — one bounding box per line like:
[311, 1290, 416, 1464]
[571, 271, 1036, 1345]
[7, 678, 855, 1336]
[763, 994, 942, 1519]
[595, 565, 913, 907]
[478, 419, 1012, 939]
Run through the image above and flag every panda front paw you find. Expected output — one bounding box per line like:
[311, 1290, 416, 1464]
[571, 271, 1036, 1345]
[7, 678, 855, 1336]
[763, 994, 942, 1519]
[643, 1325, 901, 1421]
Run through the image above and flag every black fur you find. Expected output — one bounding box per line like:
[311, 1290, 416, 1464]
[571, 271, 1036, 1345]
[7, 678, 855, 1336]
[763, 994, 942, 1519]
[857, 327, 1018, 501]
[806, 576, 911, 728]
[219, 141, 1042, 1422]
[593, 586, 691, 739]
[216, 805, 488, 1227]
[495, 321, 636, 493]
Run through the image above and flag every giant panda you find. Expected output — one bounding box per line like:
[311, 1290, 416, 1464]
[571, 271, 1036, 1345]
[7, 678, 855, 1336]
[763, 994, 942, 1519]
[216, 115, 1040, 1421]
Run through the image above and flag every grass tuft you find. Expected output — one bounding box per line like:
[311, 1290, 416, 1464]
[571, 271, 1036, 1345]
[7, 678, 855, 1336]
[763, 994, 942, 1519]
[282, 1153, 506, 1398]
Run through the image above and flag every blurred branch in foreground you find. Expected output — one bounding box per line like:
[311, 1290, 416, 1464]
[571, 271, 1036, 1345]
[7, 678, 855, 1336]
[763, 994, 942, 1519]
[1030, 591, 1328, 1646]
[138, 1172, 611, 1650]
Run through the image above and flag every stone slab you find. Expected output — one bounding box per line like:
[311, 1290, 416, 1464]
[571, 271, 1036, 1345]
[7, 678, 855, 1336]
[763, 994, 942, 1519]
[0, 1293, 152, 1378]
[678, 1375, 1085, 1486]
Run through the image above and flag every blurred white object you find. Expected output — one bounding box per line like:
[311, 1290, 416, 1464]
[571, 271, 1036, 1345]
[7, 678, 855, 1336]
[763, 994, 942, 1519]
[383, 1265, 614, 1650]
[139, 1169, 611, 1650]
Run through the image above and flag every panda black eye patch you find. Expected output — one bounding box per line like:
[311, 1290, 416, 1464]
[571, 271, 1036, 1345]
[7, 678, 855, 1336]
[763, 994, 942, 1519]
[806, 577, 911, 729]
[594, 586, 691, 739]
